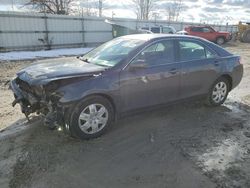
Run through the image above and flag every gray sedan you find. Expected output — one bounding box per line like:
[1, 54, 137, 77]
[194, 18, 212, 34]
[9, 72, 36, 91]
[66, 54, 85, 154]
[10, 34, 243, 139]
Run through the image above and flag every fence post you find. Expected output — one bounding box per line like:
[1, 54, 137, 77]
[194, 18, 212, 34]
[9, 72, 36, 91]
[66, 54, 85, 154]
[81, 11, 85, 47]
[43, 12, 50, 50]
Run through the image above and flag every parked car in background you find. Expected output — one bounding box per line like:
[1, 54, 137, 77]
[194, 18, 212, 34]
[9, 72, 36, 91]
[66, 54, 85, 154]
[138, 29, 153, 34]
[185, 25, 231, 45]
[141, 26, 176, 34]
[177, 30, 188, 35]
[10, 34, 243, 140]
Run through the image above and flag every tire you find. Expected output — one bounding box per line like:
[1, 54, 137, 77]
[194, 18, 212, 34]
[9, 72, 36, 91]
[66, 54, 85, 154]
[241, 29, 250, 43]
[206, 77, 230, 106]
[216, 37, 225, 45]
[68, 95, 114, 140]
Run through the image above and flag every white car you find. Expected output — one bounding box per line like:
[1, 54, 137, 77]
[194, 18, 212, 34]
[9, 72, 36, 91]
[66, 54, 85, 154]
[141, 26, 176, 34]
[177, 30, 188, 35]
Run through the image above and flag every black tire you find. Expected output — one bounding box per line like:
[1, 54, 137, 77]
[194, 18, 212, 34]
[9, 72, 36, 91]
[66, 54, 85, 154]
[216, 37, 225, 45]
[206, 77, 230, 106]
[68, 95, 114, 140]
[241, 29, 250, 43]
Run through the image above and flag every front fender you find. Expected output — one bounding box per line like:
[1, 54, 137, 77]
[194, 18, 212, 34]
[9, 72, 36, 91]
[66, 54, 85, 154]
[56, 73, 120, 107]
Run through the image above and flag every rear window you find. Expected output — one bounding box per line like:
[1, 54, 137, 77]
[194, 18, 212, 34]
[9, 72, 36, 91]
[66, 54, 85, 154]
[151, 27, 161, 33]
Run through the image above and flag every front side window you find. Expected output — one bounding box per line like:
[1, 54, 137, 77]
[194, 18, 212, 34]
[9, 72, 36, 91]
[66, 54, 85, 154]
[163, 27, 172, 33]
[179, 40, 217, 61]
[131, 40, 175, 66]
[191, 27, 203, 32]
[202, 27, 212, 33]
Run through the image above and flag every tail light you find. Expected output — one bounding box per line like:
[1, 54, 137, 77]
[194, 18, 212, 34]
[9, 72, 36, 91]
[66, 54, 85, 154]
[239, 57, 243, 64]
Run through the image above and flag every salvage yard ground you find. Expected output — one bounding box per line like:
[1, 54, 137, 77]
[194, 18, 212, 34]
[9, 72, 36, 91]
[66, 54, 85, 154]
[0, 42, 250, 188]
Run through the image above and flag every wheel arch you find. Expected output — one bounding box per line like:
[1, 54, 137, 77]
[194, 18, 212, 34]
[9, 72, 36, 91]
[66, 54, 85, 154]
[80, 93, 117, 120]
[219, 74, 232, 91]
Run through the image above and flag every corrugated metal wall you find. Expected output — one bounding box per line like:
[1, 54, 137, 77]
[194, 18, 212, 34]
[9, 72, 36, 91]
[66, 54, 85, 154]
[0, 11, 113, 52]
[0, 11, 238, 52]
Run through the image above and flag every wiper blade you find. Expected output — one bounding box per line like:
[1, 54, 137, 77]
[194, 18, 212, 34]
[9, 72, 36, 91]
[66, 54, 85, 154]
[78, 56, 90, 63]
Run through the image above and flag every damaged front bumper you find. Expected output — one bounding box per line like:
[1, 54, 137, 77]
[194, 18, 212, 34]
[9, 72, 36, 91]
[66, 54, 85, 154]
[10, 79, 38, 117]
[10, 78, 65, 129]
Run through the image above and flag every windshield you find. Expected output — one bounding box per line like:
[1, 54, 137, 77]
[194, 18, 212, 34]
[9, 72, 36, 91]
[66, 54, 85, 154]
[81, 38, 145, 67]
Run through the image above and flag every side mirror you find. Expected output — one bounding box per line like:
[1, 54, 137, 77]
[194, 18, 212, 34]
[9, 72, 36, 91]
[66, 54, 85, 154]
[129, 60, 147, 71]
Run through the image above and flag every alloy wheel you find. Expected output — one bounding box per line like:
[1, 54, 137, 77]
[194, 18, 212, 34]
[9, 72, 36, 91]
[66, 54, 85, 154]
[78, 104, 109, 134]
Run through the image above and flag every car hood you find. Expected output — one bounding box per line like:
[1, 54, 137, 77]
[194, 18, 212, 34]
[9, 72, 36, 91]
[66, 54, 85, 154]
[17, 57, 106, 85]
[217, 31, 230, 35]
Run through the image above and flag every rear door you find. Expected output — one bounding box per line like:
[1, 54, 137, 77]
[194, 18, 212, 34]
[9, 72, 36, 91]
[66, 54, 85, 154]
[177, 39, 221, 98]
[119, 39, 181, 112]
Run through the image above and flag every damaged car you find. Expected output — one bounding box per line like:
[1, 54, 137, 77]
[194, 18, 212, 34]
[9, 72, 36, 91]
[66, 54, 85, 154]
[10, 34, 243, 139]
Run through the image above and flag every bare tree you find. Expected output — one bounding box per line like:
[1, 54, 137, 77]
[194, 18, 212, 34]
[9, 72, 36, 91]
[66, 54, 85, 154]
[132, 0, 158, 20]
[79, 0, 98, 16]
[25, 0, 77, 15]
[165, 0, 182, 22]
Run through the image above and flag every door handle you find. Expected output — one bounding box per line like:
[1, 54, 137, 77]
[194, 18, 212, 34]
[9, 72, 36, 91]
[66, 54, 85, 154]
[169, 68, 178, 74]
[214, 60, 219, 66]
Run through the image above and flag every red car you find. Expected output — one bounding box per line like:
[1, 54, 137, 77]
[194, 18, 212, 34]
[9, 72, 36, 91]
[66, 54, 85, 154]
[185, 26, 231, 45]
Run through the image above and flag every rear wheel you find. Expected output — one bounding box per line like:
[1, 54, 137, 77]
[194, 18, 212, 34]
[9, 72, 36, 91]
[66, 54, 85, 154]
[241, 29, 250, 43]
[216, 37, 225, 45]
[68, 96, 114, 140]
[206, 77, 229, 106]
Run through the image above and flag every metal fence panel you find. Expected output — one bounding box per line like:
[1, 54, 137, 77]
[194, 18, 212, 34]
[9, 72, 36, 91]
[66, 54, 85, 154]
[0, 11, 238, 52]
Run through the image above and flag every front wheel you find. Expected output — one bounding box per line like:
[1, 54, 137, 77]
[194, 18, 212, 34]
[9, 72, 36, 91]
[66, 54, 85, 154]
[68, 96, 114, 140]
[216, 37, 225, 45]
[206, 77, 229, 106]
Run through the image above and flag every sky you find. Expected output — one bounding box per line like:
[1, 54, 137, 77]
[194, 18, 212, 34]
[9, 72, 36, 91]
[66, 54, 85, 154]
[0, 0, 250, 24]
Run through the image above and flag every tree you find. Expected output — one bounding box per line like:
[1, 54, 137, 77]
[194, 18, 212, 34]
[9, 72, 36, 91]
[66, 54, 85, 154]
[165, 0, 182, 22]
[25, 0, 77, 15]
[78, 0, 105, 17]
[132, 0, 158, 20]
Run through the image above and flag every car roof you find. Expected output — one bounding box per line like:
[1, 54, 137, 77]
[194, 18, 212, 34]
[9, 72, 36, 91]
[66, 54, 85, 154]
[120, 34, 203, 41]
[188, 25, 211, 28]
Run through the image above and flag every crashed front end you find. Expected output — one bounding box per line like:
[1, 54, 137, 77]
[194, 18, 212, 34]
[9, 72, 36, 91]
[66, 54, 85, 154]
[10, 77, 65, 129]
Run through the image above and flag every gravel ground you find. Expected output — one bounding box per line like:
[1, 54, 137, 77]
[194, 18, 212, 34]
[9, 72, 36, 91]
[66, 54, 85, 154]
[0, 42, 250, 188]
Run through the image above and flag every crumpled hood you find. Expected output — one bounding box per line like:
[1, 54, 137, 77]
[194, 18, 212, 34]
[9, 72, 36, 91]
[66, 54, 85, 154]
[17, 57, 106, 85]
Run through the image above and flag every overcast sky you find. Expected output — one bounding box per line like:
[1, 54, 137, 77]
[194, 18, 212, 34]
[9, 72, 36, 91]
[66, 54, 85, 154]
[0, 0, 249, 24]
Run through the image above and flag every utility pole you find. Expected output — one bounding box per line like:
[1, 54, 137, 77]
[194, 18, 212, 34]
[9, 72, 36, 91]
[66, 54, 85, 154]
[11, 0, 14, 11]
[99, 0, 103, 17]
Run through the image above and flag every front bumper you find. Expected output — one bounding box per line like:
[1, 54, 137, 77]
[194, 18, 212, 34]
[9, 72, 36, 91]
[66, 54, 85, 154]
[10, 78, 65, 128]
[10, 79, 39, 115]
[10, 79, 38, 106]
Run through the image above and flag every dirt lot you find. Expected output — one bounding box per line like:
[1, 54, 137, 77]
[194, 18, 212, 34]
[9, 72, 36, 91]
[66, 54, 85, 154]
[0, 42, 250, 188]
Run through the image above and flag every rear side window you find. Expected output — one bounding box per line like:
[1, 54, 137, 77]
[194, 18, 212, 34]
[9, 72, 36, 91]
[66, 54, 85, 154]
[179, 41, 217, 61]
[206, 48, 217, 58]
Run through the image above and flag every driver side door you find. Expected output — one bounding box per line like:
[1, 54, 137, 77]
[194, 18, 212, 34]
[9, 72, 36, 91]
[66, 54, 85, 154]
[119, 39, 181, 112]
